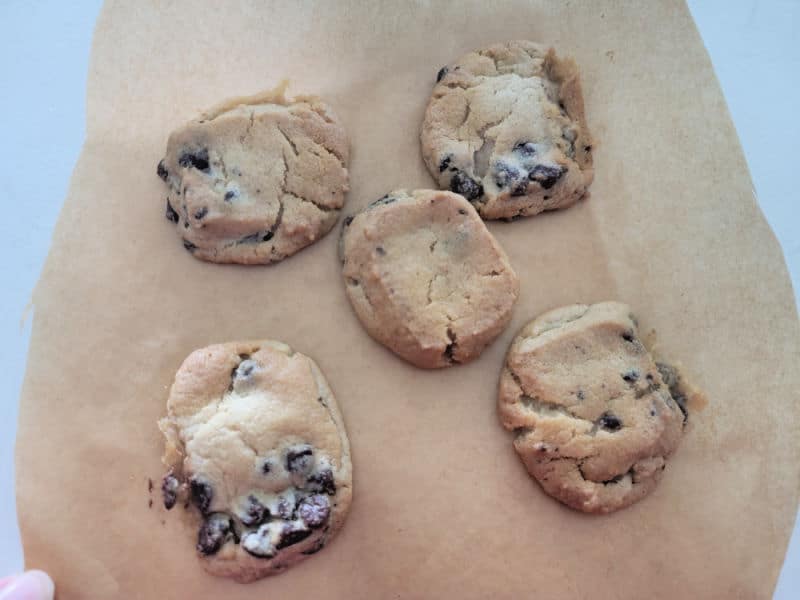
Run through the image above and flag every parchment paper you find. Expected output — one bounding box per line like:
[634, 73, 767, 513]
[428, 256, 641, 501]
[16, 1, 800, 598]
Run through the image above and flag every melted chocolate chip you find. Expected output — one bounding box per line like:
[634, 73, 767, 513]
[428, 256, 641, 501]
[598, 412, 622, 432]
[439, 155, 453, 173]
[261, 459, 272, 475]
[298, 495, 330, 529]
[493, 162, 522, 189]
[376, 246, 386, 256]
[276, 495, 296, 520]
[182, 239, 197, 253]
[241, 495, 268, 527]
[165, 201, 179, 223]
[621, 331, 634, 342]
[224, 190, 237, 201]
[622, 370, 640, 383]
[197, 514, 232, 556]
[307, 468, 336, 495]
[157, 159, 169, 181]
[343, 215, 354, 227]
[276, 523, 313, 549]
[657, 362, 689, 422]
[161, 474, 179, 510]
[368, 194, 397, 209]
[436, 66, 449, 82]
[193, 206, 208, 220]
[190, 478, 213, 514]
[286, 445, 314, 474]
[178, 148, 210, 172]
[513, 142, 538, 157]
[576, 390, 586, 401]
[529, 164, 565, 189]
[449, 170, 483, 202]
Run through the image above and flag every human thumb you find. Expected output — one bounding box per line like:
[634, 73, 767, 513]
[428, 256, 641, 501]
[0, 571, 54, 600]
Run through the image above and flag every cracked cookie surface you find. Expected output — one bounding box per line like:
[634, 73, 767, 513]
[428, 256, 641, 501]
[421, 40, 593, 220]
[340, 189, 519, 368]
[497, 302, 686, 513]
[158, 340, 352, 582]
[157, 82, 349, 264]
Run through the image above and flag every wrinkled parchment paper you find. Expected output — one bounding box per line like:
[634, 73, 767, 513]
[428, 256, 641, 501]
[16, 1, 799, 598]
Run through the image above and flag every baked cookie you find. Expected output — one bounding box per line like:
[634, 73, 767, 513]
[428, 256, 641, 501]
[158, 340, 352, 582]
[340, 189, 519, 368]
[497, 302, 688, 513]
[157, 82, 349, 264]
[421, 40, 593, 220]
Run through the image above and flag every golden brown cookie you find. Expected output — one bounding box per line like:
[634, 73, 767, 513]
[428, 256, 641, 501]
[157, 83, 349, 264]
[340, 189, 519, 368]
[158, 340, 352, 582]
[498, 302, 687, 513]
[421, 40, 593, 220]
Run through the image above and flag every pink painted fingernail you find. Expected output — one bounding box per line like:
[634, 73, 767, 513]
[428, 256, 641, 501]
[0, 570, 55, 600]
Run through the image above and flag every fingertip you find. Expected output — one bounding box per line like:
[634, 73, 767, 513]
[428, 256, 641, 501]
[27, 571, 54, 600]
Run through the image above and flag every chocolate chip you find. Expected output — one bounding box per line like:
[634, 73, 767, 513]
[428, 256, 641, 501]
[657, 363, 688, 422]
[307, 468, 336, 495]
[236, 359, 257, 379]
[376, 246, 386, 256]
[298, 495, 330, 529]
[263, 230, 274, 242]
[197, 514, 232, 556]
[577, 390, 586, 401]
[178, 148, 210, 172]
[276, 495, 296, 520]
[182, 239, 197, 252]
[276, 522, 313, 549]
[529, 164, 565, 189]
[165, 201, 179, 223]
[241, 495, 269, 527]
[368, 194, 397, 208]
[439, 155, 452, 173]
[621, 332, 634, 342]
[157, 159, 169, 181]
[193, 206, 208, 220]
[458, 209, 467, 215]
[622, 370, 640, 383]
[436, 66, 448, 82]
[286, 445, 314, 474]
[513, 142, 538, 157]
[449, 170, 483, 202]
[493, 161, 521, 188]
[224, 190, 237, 201]
[343, 215, 353, 227]
[190, 478, 213, 514]
[584, 145, 592, 152]
[598, 412, 622, 432]
[261, 459, 272, 475]
[161, 474, 179, 510]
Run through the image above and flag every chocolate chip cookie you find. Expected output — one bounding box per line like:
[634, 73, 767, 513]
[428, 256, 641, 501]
[158, 340, 352, 582]
[157, 82, 349, 264]
[340, 189, 519, 368]
[497, 302, 688, 513]
[421, 40, 593, 220]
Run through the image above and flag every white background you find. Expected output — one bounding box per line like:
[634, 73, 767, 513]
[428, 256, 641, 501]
[0, 1, 797, 597]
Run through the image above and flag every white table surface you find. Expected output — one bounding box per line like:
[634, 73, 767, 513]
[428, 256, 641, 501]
[1, 1, 797, 596]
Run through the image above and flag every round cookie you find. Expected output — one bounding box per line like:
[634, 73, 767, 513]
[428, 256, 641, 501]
[158, 340, 352, 582]
[421, 40, 593, 220]
[340, 189, 519, 368]
[157, 82, 349, 264]
[497, 302, 687, 514]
